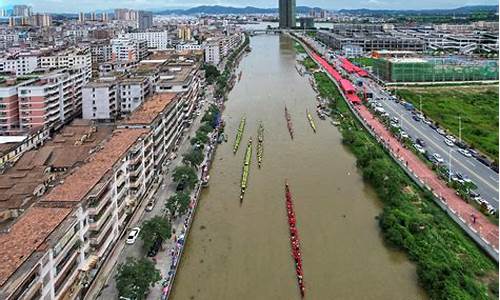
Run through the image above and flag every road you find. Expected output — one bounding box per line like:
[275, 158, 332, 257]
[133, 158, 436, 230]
[96, 91, 212, 300]
[354, 76, 499, 209]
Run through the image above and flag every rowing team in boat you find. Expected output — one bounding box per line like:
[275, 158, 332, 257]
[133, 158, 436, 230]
[285, 181, 305, 298]
[306, 109, 317, 133]
[256, 122, 264, 168]
[233, 117, 246, 153]
[240, 137, 252, 201]
[285, 106, 294, 139]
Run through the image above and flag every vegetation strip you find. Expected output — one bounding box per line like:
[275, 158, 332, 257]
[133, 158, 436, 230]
[293, 36, 498, 299]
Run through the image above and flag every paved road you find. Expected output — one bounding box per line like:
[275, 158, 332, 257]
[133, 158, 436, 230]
[96, 92, 212, 300]
[354, 76, 499, 209]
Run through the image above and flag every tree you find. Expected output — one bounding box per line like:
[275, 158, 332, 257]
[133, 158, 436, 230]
[172, 165, 198, 190]
[203, 64, 220, 84]
[115, 257, 161, 300]
[183, 148, 204, 168]
[140, 216, 171, 252]
[165, 192, 191, 218]
[190, 131, 209, 146]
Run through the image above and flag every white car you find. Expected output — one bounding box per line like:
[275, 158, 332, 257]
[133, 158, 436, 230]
[444, 139, 454, 147]
[436, 128, 446, 136]
[446, 135, 457, 143]
[126, 227, 141, 245]
[146, 201, 155, 212]
[458, 148, 472, 157]
[414, 144, 426, 154]
[400, 131, 409, 139]
[433, 153, 444, 163]
[423, 119, 432, 125]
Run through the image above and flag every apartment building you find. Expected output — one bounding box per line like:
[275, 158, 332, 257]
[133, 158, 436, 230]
[119, 76, 151, 113]
[0, 93, 184, 300]
[136, 11, 153, 30]
[176, 42, 203, 52]
[121, 32, 169, 50]
[0, 78, 35, 135]
[82, 80, 119, 121]
[0, 54, 39, 75]
[204, 39, 221, 65]
[111, 38, 148, 62]
[39, 48, 92, 81]
[90, 41, 112, 65]
[17, 67, 88, 131]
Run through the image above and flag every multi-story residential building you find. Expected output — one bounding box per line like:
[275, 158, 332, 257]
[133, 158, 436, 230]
[111, 38, 148, 62]
[12, 5, 32, 17]
[176, 42, 203, 52]
[0, 54, 39, 75]
[114, 9, 136, 21]
[0, 78, 35, 135]
[178, 26, 192, 41]
[39, 48, 92, 81]
[0, 92, 186, 300]
[82, 80, 119, 121]
[31, 13, 52, 27]
[90, 41, 112, 65]
[204, 38, 221, 65]
[136, 11, 153, 30]
[119, 77, 151, 113]
[121, 32, 169, 50]
[17, 67, 87, 131]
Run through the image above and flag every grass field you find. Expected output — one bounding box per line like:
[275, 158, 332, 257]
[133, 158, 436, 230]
[395, 85, 499, 160]
[351, 57, 379, 68]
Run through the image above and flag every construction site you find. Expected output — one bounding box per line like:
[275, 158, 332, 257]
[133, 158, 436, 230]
[371, 57, 499, 83]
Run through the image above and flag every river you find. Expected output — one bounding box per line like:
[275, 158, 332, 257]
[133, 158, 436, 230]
[170, 34, 426, 300]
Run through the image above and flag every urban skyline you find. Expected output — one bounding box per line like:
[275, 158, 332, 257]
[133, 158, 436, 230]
[1, 0, 498, 13]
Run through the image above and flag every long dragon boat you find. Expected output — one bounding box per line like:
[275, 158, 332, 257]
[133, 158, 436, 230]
[233, 117, 246, 153]
[285, 181, 305, 298]
[256, 122, 264, 168]
[306, 109, 317, 133]
[285, 106, 294, 140]
[240, 137, 252, 201]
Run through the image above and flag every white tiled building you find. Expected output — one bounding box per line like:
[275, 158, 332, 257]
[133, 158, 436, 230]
[121, 32, 169, 50]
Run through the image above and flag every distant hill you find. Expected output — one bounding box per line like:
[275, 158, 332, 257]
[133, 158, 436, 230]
[338, 5, 498, 16]
[157, 5, 322, 15]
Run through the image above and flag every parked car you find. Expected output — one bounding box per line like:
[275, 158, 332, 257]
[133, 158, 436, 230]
[423, 119, 432, 125]
[433, 153, 444, 163]
[477, 155, 491, 167]
[126, 227, 141, 245]
[446, 135, 457, 143]
[412, 115, 420, 122]
[416, 138, 426, 147]
[147, 237, 163, 257]
[400, 131, 409, 139]
[429, 123, 437, 130]
[444, 139, 454, 147]
[414, 144, 426, 154]
[458, 148, 472, 158]
[146, 200, 155, 212]
[391, 117, 399, 124]
[436, 128, 446, 136]
[176, 180, 186, 192]
[454, 140, 468, 149]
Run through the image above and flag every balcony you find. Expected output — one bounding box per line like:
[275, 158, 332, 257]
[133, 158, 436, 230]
[129, 164, 143, 177]
[88, 189, 112, 215]
[89, 215, 114, 246]
[88, 201, 113, 231]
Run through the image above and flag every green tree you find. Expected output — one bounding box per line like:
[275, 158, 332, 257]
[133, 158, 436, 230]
[172, 165, 198, 190]
[190, 131, 209, 146]
[140, 216, 171, 252]
[165, 192, 191, 218]
[203, 64, 220, 84]
[182, 148, 204, 168]
[115, 257, 161, 300]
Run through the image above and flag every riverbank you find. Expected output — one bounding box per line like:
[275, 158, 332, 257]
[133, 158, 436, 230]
[297, 38, 498, 299]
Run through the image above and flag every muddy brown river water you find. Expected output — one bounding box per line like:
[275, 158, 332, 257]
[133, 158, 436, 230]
[170, 34, 426, 300]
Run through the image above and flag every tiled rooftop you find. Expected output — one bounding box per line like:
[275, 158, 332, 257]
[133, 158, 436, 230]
[0, 207, 71, 286]
[122, 93, 178, 125]
[42, 128, 148, 203]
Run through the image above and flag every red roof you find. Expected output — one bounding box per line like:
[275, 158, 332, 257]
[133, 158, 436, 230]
[340, 79, 355, 93]
[339, 56, 369, 77]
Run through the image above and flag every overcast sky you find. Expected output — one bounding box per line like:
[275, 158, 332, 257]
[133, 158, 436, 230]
[3, 0, 498, 13]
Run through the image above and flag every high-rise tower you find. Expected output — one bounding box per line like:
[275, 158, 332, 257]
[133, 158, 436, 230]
[279, 0, 296, 29]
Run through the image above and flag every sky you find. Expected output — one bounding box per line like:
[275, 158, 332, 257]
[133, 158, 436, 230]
[2, 0, 498, 13]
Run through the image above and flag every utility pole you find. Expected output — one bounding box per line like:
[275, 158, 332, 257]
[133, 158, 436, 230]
[458, 115, 462, 143]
